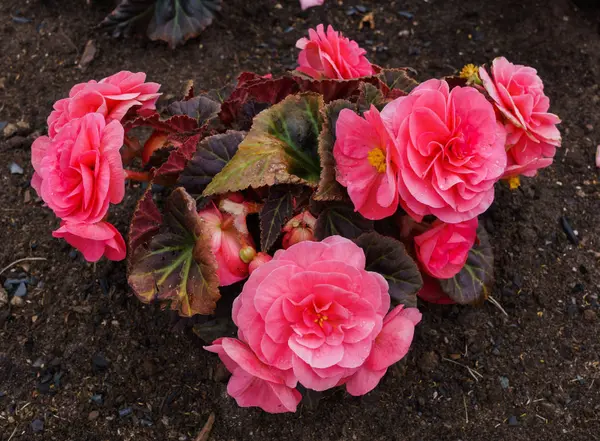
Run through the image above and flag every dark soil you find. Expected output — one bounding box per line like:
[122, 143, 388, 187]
[1, 0, 600, 440]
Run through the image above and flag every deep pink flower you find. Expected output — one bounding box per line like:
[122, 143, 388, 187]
[334, 106, 399, 220]
[299, 0, 325, 10]
[296, 24, 375, 80]
[417, 276, 455, 305]
[282, 211, 317, 249]
[414, 219, 478, 279]
[31, 113, 125, 224]
[197, 203, 253, 286]
[52, 221, 126, 262]
[479, 57, 561, 177]
[344, 305, 422, 395]
[48, 71, 161, 137]
[231, 236, 420, 395]
[205, 338, 301, 413]
[382, 79, 507, 223]
[249, 252, 273, 275]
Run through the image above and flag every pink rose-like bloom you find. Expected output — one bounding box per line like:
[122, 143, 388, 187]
[282, 211, 317, 249]
[382, 79, 507, 223]
[230, 236, 420, 396]
[205, 338, 301, 413]
[31, 113, 125, 224]
[48, 71, 161, 137]
[299, 0, 325, 10]
[479, 57, 561, 177]
[334, 106, 399, 220]
[249, 252, 273, 275]
[198, 204, 253, 286]
[53, 221, 126, 262]
[414, 219, 478, 279]
[296, 24, 375, 80]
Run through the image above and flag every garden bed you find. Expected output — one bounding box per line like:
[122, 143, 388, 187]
[1, 0, 599, 439]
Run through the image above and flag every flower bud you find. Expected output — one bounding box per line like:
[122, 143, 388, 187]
[249, 252, 273, 274]
[282, 211, 317, 249]
[239, 246, 257, 264]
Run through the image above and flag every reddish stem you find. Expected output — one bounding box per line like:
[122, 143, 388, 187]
[121, 136, 142, 166]
[124, 169, 151, 182]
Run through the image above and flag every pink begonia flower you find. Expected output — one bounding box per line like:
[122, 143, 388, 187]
[299, 0, 325, 10]
[344, 305, 422, 395]
[48, 71, 161, 137]
[52, 221, 126, 262]
[296, 24, 375, 80]
[31, 113, 125, 224]
[479, 57, 561, 178]
[414, 218, 478, 279]
[205, 338, 301, 413]
[382, 79, 507, 224]
[249, 252, 273, 275]
[229, 236, 420, 396]
[334, 106, 400, 220]
[417, 275, 455, 305]
[282, 211, 317, 249]
[197, 203, 253, 286]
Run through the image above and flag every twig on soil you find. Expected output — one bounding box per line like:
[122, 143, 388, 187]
[194, 412, 216, 441]
[0, 257, 47, 276]
[463, 394, 469, 424]
[442, 357, 484, 382]
[7, 427, 18, 441]
[488, 295, 509, 317]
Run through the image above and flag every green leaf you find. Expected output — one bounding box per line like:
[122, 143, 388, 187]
[378, 68, 419, 95]
[204, 93, 324, 196]
[178, 131, 245, 197]
[354, 232, 423, 308]
[357, 83, 385, 113]
[128, 187, 220, 317]
[439, 225, 494, 305]
[149, 0, 222, 48]
[313, 201, 373, 240]
[313, 100, 354, 202]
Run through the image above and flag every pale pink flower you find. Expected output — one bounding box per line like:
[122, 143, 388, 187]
[299, 0, 325, 10]
[197, 203, 253, 286]
[382, 79, 507, 223]
[344, 305, 422, 395]
[205, 338, 301, 413]
[334, 106, 400, 220]
[230, 236, 420, 394]
[282, 211, 317, 249]
[48, 71, 161, 137]
[53, 221, 126, 262]
[296, 24, 375, 80]
[31, 113, 125, 224]
[479, 57, 561, 178]
[414, 219, 478, 279]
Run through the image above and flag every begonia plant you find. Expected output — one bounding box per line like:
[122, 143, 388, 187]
[31, 24, 561, 413]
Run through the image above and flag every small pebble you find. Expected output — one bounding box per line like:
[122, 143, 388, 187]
[10, 162, 24, 174]
[508, 415, 518, 426]
[10, 296, 24, 307]
[88, 410, 100, 421]
[499, 376, 510, 389]
[14, 282, 27, 297]
[140, 419, 153, 427]
[12, 16, 32, 24]
[91, 394, 104, 405]
[583, 309, 597, 322]
[398, 11, 414, 19]
[356, 5, 367, 13]
[119, 407, 133, 418]
[31, 419, 44, 433]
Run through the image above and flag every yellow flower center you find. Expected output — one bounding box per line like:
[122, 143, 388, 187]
[314, 313, 328, 327]
[507, 175, 521, 190]
[459, 64, 479, 79]
[367, 147, 386, 173]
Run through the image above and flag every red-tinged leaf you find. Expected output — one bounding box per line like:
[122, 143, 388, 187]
[129, 186, 163, 253]
[167, 95, 221, 126]
[376, 68, 419, 98]
[178, 131, 245, 197]
[292, 71, 382, 103]
[259, 185, 300, 252]
[314, 99, 354, 201]
[128, 187, 220, 316]
[204, 94, 323, 196]
[439, 225, 494, 305]
[354, 232, 423, 308]
[154, 134, 202, 186]
[219, 75, 299, 129]
[123, 111, 200, 134]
